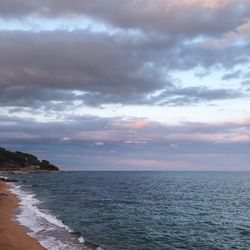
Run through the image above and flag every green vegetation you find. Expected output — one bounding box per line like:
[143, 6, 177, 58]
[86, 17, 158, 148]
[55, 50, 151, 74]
[0, 147, 59, 171]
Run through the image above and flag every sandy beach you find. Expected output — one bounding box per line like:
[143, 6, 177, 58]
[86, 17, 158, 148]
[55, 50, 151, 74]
[0, 181, 46, 250]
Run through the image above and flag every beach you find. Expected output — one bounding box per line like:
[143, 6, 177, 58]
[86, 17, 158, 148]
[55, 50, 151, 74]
[0, 180, 45, 250]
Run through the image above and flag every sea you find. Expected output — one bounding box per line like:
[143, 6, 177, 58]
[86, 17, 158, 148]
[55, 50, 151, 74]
[4, 171, 250, 250]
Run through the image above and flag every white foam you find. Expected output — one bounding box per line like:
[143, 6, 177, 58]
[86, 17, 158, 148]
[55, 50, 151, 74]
[0, 175, 8, 180]
[10, 183, 88, 250]
[79, 236, 85, 244]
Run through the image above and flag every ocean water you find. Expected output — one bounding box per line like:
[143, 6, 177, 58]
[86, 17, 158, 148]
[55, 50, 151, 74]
[6, 171, 250, 250]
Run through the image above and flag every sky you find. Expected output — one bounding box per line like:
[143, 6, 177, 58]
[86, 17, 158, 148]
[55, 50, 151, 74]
[0, 0, 250, 171]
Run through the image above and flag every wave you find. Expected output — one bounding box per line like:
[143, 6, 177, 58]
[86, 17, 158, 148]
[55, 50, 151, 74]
[10, 184, 102, 250]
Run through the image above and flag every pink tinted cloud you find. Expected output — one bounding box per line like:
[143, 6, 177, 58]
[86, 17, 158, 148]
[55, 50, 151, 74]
[179, 0, 234, 8]
[172, 133, 250, 143]
[113, 119, 150, 129]
[67, 116, 250, 144]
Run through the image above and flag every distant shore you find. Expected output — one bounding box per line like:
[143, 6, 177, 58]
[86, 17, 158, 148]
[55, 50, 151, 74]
[0, 169, 63, 174]
[0, 180, 46, 250]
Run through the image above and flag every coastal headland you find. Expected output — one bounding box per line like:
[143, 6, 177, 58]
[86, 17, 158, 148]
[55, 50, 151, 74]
[0, 147, 59, 172]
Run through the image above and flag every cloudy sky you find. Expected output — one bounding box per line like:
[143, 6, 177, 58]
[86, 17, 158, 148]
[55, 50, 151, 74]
[1, 0, 250, 170]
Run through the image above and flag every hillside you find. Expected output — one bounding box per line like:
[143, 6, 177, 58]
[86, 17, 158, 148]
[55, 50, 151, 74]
[0, 147, 59, 171]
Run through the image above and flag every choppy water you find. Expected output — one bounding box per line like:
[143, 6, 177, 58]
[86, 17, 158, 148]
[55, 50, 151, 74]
[6, 171, 250, 249]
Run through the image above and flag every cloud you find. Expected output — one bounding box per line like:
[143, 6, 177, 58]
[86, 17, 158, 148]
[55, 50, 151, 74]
[242, 80, 250, 86]
[0, 28, 247, 109]
[1, 114, 250, 144]
[1, 0, 249, 109]
[222, 70, 242, 80]
[124, 140, 148, 144]
[149, 86, 244, 106]
[113, 119, 150, 129]
[1, 1, 250, 171]
[1, 123, 250, 171]
[94, 141, 104, 146]
[1, 0, 250, 37]
[1, 114, 250, 170]
[0, 30, 171, 107]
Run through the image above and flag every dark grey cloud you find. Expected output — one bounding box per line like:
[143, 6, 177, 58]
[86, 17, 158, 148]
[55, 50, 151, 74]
[241, 80, 250, 93]
[0, 86, 78, 108]
[0, 29, 247, 108]
[150, 86, 244, 106]
[0, 30, 162, 93]
[222, 69, 242, 80]
[0, 114, 113, 141]
[241, 80, 250, 85]
[0, 30, 171, 108]
[0, 0, 250, 37]
[242, 71, 250, 79]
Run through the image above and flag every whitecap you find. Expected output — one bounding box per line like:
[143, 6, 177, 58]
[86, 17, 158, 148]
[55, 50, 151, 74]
[10, 183, 91, 250]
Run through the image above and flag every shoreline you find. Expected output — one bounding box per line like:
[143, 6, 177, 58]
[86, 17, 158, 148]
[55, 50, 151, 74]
[0, 181, 46, 250]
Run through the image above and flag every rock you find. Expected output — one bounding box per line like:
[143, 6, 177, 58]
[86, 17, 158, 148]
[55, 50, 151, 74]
[5, 179, 19, 182]
[0, 193, 8, 196]
[0, 177, 18, 182]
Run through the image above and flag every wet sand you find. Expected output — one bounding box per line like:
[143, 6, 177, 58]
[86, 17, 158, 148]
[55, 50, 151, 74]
[0, 181, 46, 250]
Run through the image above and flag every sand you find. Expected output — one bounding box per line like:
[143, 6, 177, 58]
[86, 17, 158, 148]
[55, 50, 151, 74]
[0, 181, 46, 250]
